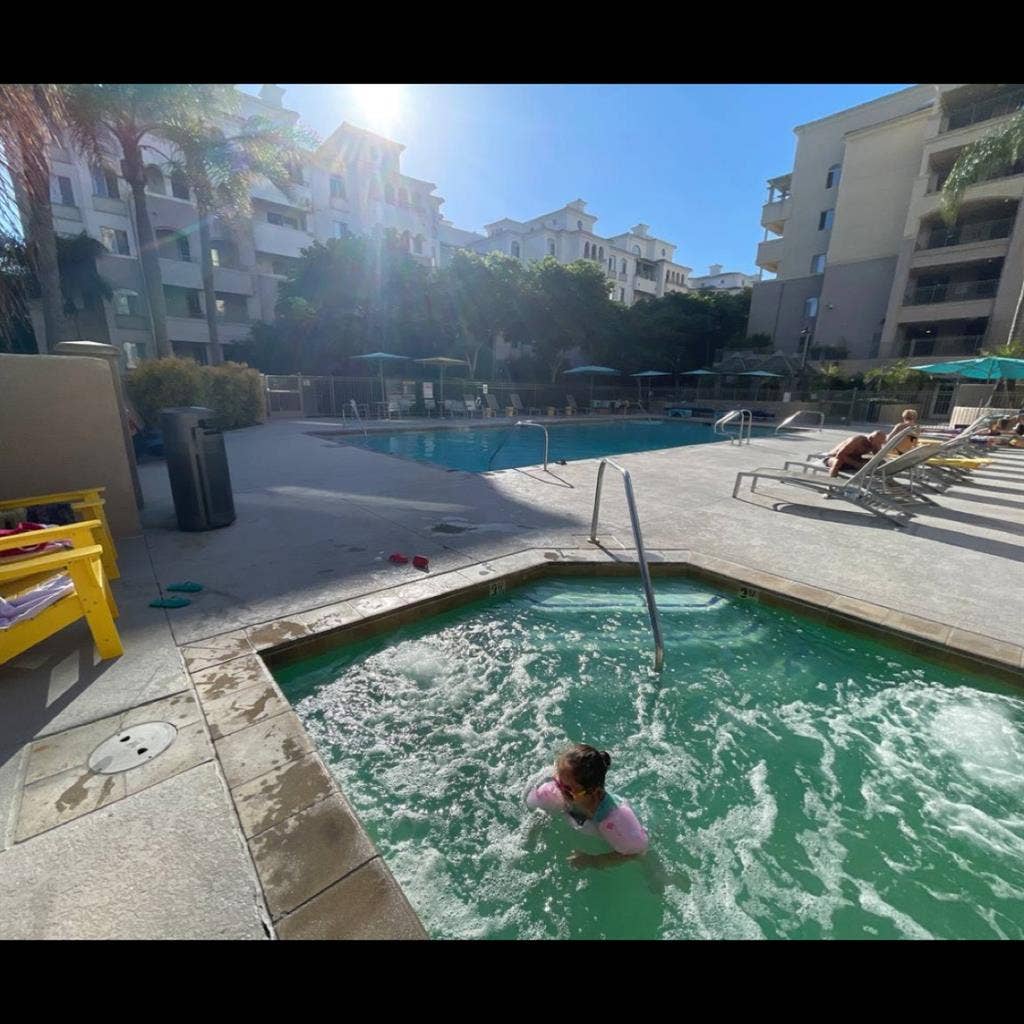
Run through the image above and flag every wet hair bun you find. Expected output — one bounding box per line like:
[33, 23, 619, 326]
[601, 751, 611, 768]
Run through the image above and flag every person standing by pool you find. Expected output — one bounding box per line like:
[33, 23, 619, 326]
[526, 743, 649, 868]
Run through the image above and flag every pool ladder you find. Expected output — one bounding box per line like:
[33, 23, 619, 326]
[589, 459, 664, 672]
[714, 409, 752, 445]
[775, 410, 825, 434]
[487, 421, 550, 472]
[348, 399, 368, 438]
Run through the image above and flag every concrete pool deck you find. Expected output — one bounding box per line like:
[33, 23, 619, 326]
[1, 414, 1022, 938]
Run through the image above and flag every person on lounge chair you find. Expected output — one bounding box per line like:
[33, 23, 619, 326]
[823, 430, 887, 477]
[886, 409, 918, 454]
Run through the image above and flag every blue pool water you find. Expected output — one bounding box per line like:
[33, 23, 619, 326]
[338, 420, 771, 472]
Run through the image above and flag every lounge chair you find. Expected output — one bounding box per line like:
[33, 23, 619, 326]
[510, 393, 542, 416]
[733, 425, 920, 526]
[464, 398, 479, 416]
[566, 394, 584, 415]
[483, 393, 505, 416]
[1, 520, 122, 665]
[443, 399, 465, 417]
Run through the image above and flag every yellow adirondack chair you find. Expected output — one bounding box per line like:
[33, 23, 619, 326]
[0, 521, 122, 666]
[0, 488, 119, 581]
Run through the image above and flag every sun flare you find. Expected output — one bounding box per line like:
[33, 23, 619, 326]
[349, 84, 403, 132]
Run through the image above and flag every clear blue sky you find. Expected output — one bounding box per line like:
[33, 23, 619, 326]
[239, 84, 913, 277]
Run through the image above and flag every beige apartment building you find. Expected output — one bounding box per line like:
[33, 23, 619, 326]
[749, 83, 1024, 372]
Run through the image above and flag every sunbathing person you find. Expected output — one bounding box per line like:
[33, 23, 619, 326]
[886, 409, 918, 454]
[823, 430, 887, 477]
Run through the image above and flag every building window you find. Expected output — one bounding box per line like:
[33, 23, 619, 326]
[661, 248, 666, 257]
[267, 211, 302, 230]
[818, 209, 834, 231]
[271, 256, 299, 277]
[100, 227, 130, 256]
[511, 241, 520, 258]
[584, 242, 590, 258]
[215, 293, 247, 323]
[548, 238, 555, 256]
[414, 234, 424, 255]
[632, 245, 641, 256]
[333, 221, 348, 239]
[51, 175, 74, 206]
[170, 170, 190, 201]
[145, 165, 166, 195]
[210, 240, 237, 268]
[164, 285, 202, 319]
[608, 257, 615, 272]
[122, 341, 146, 369]
[91, 166, 119, 199]
[811, 253, 826, 274]
[113, 289, 143, 317]
[599, 246, 604, 260]
[577, 220, 583, 230]
[826, 164, 842, 189]
[156, 229, 190, 261]
[804, 296, 819, 318]
[330, 175, 346, 199]
[620, 288, 625, 301]
[621, 258, 627, 273]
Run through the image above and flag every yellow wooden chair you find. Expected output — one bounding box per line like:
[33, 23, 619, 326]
[0, 488, 119, 581]
[0, 521, 122, 666]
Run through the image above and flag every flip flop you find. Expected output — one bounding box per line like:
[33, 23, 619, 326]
[150, 597, 192, 609]
[166, 581, 204, 592]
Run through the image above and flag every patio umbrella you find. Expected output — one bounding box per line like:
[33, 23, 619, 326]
[739, 369, 782, 399]
[912, 356, 1024, 407]
[563, 365, 621, 404]
[352, 351, 408, 405]
[630, 370, 672, 404]
[680, 368, 718, 398]
[415, 356, 469, 406]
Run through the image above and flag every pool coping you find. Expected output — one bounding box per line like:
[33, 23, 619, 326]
[169, 545, 1024, 940]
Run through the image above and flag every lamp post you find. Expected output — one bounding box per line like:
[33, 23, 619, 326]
[799, 326, 813, 370]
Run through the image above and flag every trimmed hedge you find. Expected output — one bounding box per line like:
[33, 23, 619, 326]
[127, 357, 264, 431]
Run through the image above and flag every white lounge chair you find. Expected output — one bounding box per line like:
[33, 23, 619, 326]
[510, 393, 542, 416]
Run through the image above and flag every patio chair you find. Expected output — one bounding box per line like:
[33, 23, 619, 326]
[464, 398, 479, 416]
[443, 399, 465, 417]
[566, 394, 584, 416]
[483, 393, 505, 416]
[510, 393, 542, 416]
[733, 425, 920, 527]
[0, 488, 119, 581]
[1, 520, 122, 665]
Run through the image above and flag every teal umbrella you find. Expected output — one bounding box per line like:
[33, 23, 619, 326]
[563, 365, 621, 403]
[739, 369, 783, 399]
[352, 351, 409, 404]
[913, 356, 1024, 407]
[631, 370, 672, 404]
[416, 356, 469, 406]
[680, 368, 718, 398]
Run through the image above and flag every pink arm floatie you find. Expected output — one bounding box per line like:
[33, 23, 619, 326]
[598, 803, 649, 855]
[526, 779, 565, 814]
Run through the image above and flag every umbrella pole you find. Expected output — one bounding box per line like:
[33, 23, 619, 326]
[380, 364, 386, 409]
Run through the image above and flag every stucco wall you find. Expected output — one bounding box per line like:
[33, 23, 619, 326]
[815, 255, 899, 357]
[0, 353, 141, 537]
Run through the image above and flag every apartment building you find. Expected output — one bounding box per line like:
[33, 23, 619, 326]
[29, 84, 451, 366]
[467, 200, 692, 306]
[689, 264, 758, 293]
[748, 84, 1024, 370]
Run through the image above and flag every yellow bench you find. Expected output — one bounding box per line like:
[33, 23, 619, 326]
[0, 488, 119, 581]
[0, 521, 122, 665]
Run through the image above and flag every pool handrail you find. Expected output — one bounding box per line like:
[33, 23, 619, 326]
[775, 410, 825, 434]
[487, 420, 550, 472]
[348, 399, 368, 438]
[714, 409, 752, 445]
[588, 458, 664, 672]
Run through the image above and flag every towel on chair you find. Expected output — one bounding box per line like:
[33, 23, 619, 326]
[0, 573, 75, 629]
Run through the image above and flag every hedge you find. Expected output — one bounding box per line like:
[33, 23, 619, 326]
[127, 357, 264, 431]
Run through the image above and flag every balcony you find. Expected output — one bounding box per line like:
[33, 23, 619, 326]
[212, 267, 255, 296]
[158, 258, 201, 289]
[250, 178, 312, 210]
[917, 217, 1014, 251]
[899, 334, 985, 358]
[943, 87, 1024, 133]
[905, 279, 999, 305]
[755, 237, 784, 273]
[253, 220, 313, 259]
[634, 276, 657, 294]
[760, 196, 792, 234]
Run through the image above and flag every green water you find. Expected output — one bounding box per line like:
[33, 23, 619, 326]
[275, 579, 1024, 940]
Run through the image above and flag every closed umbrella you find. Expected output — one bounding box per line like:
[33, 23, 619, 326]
[631, 370, 672, 405]
[415, 356, 469, 407]
[351, 351, 408, 406]
[563, 365, 621, 405]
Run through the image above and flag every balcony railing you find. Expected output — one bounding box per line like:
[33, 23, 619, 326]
[931, 158, 1024, 194]
[899, 334, 985, 358]
[904, 279, 999, 305]
[917, 217, 1015, 250]
[943, 88, 1024, 132]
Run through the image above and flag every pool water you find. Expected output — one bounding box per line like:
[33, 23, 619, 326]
[275, 578, 1024, 940]
[340, 420, 771, 472]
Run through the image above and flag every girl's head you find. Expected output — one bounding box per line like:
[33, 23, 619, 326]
[554, 744, 611, 798]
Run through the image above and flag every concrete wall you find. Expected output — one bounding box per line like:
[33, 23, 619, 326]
[747, 275, 823, 353]
[0, 353, 141, 537]
[815, 255, 899, 357]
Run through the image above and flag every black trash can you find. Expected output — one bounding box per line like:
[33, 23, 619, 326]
[160, 406, 236, 531]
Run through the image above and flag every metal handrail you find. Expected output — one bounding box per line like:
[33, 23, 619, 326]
[487, 420, 550, 472]
[588, 459, 664, 672]
[714, 408, 752, 444]
[348, 399, 368, 438]
[775, 410, 825, 434]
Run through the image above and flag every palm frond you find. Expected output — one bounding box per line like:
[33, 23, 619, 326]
[940, 109, 1024, 223]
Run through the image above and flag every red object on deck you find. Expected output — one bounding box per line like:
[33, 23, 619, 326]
[412, 555, 429, 570]
[388, 553, 409, 564]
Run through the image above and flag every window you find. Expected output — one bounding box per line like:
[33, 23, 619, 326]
[330, 175, 346, 199]
[170, 170, 190, 201]
[51, 175, 74, 206]
[156, 229, 190, 261]
[414, 235, 424, 255]
[804, 296, 819, 318]
[210, 240, 237, 268]
[122, 341, 146, 369]
[818, 209, 834, 231]
[333, 221, 349, 239]
[215, 293, 247, 323]
[91, 166, 119, 199]
[826, 163, 842, 189]
[267, 211, 301, 230]
[113, 289, 143, 317]
[599, 246, 604, 261]
[176, 234, 191, 262]
[621, 258, 627, 273]
[511, 241, 520, 258]
[620, 288, 625, 301]
[811, 253, 827, 274]
[608, 257, 615, 272]
[100, 227, 130, 256]
[632, 245, 641, 255]
[584, 242, 590, 258]
[145, 166, 166, 195]
[164, 285, 202, 319]
[271, 256, 299, 277]
[577, 220, 583, 230]
[661, 248, 666, 257]
[548, 238, 556, 256]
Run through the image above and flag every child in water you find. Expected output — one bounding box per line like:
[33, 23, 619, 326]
[526, 743, 649, 868]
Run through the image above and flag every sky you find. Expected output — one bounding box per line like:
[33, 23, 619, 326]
[239, 83, 913, 277]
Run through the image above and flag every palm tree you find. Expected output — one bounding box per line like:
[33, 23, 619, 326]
[941, 104, 1024, 349]
[57, 232, 113, 338]
[63, 85, 236, 357]
[0, 84, 71, 349]
[154, 111, 315, 364]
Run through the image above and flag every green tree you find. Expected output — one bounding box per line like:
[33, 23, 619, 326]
[864, 359, 928, 391]
[0, 233, 37, 351]
[155, 110, 316, 364]
[941, 99, 1024, 348]
[64, 85, 237, 357]
[57, 232, 113, 337]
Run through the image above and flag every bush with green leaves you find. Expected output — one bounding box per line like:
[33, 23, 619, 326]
[204, 362, 264, 429]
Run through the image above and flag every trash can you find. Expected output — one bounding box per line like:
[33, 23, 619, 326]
[160, 406, 236, 531]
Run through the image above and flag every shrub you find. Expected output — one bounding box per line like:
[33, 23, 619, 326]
[204, 362, 265, 430]
[127, 357, 207, 428]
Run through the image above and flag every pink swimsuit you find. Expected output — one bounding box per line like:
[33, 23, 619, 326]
[526, 779, 649, 855]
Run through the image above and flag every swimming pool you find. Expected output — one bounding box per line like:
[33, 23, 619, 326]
[276, 577, 1024, 940]
[334, 420, 771, 472]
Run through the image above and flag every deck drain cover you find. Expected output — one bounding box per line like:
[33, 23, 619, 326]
[88, 722, 178, 774]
